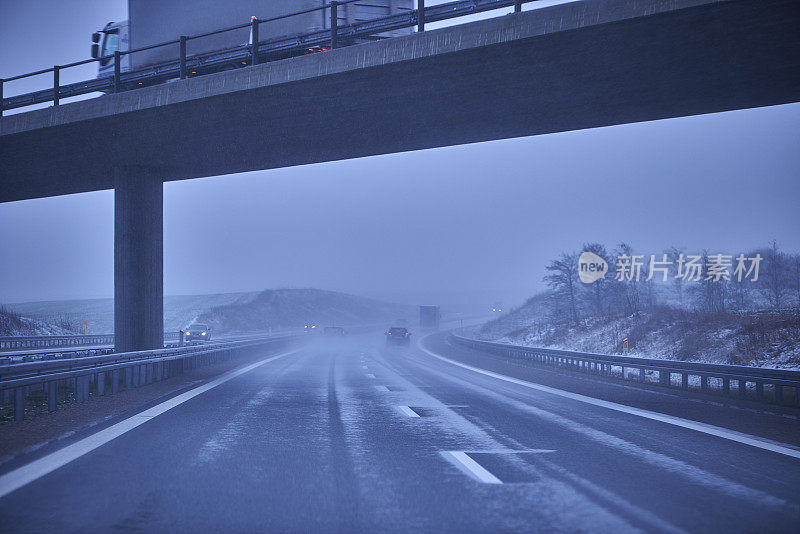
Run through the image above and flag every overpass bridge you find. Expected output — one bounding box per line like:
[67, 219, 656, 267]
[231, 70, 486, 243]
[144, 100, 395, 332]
[1, 0, 798, 351]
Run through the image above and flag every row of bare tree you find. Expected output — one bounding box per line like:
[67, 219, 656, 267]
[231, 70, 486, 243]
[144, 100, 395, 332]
[544, 240, 800, 325]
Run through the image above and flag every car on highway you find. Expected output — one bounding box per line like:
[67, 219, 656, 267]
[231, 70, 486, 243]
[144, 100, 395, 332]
[184, 323, 211, 343]
[323, 326, 346, 336]
[385, 327, 411, 345]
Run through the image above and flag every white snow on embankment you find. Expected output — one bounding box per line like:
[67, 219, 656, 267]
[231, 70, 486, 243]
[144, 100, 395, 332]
[477, 304, 800, 370]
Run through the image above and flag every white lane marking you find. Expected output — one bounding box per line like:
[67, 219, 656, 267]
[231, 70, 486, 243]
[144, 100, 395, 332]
[461, 449, 556, 454]
[442, 451, 502, 484]
[366, 373, 376, 379]
[397, 405, 420, 418]
[418, 342, 800, 460]
[0, 348, 301, 500]
[374, 385, 390, 392]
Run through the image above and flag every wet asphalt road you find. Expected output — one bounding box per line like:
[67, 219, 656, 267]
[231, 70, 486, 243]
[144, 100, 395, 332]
[0, 332, 798, 533]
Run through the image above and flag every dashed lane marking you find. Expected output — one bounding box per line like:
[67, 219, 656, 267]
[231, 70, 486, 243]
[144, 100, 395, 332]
[441, 451, 502, 484]
[397, 405, 420, 417]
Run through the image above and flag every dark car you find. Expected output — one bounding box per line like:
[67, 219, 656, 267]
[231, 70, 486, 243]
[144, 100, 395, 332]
[184, 323, 211, 343]
[385, 327, 411, 345]
[323, 326, 346, 336]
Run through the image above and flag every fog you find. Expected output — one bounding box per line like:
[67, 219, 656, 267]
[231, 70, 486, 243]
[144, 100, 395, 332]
[1, 1, 799, 312]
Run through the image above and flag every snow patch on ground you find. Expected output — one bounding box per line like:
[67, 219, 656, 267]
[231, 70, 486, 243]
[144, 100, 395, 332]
[477, 307, 800, 369]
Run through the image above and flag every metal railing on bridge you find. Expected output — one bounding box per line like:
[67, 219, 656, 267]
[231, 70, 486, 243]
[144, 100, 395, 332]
[451, 332, 800, 407]
[0, 334, 300, 422]
[0, 0, 530, 115]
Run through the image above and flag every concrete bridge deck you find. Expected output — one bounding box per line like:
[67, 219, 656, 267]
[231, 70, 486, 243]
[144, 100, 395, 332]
[2, 0, 798, 202]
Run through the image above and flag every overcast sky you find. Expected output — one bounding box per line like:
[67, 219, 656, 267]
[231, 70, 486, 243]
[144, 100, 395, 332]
[1, 1, 798, 310]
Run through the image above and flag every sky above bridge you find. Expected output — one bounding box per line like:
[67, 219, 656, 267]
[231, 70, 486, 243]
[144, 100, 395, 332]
[1, 0, 799, 310]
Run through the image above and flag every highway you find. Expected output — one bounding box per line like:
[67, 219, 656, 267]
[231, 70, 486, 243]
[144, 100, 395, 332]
[0, 332, 798, 532]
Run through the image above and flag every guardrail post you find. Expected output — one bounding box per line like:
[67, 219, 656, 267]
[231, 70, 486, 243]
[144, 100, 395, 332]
[251, 17, 260, 65]
[97, 372, 105, 396]
[775, 385, 783, 404]
[112, 370, 120, 393]
[681, 373, 688, 389]
[53, 66, 60, 106]
[514, 0, 522, 13]
[180, 36, 187, 79]
[114, 51, 121, 93]
[48, 381, 57, 412]
[700, 375, 708, 392]
[722, 378, 729, 396]
[80, 376, 89, 402]
[755, 382, 764, 400]
[418, 0, 425, 32]
[660, 370, 670, 386]
[330, 1, 339, 48]
[14, 387, 25, 421]
[738, 379, 746, 399]
[125, 367, 132, 388]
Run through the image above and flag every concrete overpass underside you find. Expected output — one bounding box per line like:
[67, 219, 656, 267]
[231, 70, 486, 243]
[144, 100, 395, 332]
[1, 0, 798, 350]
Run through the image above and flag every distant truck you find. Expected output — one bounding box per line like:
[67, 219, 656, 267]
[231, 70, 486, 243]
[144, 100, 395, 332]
[419, 305, 441, 331]
[91, 0, 412, 79]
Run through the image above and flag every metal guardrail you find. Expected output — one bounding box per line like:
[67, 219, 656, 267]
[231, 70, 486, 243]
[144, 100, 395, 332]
[450, 332, 800, 407]
[0, 0, 530, 115]
[0, 334, 115, 350]
[0, 334, 300, 422]
[0, 332, 181, 351]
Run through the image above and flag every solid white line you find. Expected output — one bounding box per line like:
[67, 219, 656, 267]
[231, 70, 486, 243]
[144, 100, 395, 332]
[397, 405, 420, 418]
[0, 348, 300, 500]
[461, 449, 556, 454]
[366, 373, 376, 379]
[418, 342, 800, 460]
[374, 385, 390, 392]
[443, 451, 502, 484]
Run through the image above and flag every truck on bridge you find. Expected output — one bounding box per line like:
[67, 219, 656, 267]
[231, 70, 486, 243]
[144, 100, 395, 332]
[91, 0, 412, 80]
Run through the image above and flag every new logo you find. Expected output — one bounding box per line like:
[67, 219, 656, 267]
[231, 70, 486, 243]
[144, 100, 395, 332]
[578, 251, 608, 284]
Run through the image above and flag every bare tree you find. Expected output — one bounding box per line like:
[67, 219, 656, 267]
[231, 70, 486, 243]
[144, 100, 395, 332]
[580, 242, 612, 316]
[792, 254, 800, 308]
[665, 246, 686, 308]
[760, 239, 788, 308]
[613, 242, 641, 315]
[545, 252, 580, 325]
[693, 250, 727, 313]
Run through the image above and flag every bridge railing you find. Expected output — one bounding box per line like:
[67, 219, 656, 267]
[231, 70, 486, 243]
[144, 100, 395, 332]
[0, 334, 300, 422]
[0, 332, 180, 351]
[0, 0, 532, 115]
[450, 332, 800, 407]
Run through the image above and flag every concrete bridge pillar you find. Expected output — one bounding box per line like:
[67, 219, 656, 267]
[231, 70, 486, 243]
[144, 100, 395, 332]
[114, 166, 163, 353]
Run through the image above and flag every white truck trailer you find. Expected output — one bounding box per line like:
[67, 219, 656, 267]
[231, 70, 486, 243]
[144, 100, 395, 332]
[91, 0, 413, 78]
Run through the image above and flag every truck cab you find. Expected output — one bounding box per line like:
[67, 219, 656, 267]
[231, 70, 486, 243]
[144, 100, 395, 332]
[91, 21, 130, 78]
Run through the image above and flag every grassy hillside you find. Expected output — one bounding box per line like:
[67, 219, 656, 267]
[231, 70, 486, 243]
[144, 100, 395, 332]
[0, 307, 76, 336]
[477, 298, 800, 369]
[7, 292, 259, 334]
[197, 288, 416, 333]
